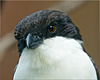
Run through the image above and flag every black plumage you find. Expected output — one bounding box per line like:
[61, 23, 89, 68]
[14, 10, 82, 55]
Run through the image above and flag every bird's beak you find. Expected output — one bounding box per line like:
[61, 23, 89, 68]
[26, 33, 43, 49]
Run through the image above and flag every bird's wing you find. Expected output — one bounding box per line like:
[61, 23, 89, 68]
[83, 48, 100, 80]
[14, 64, 18, 74]
[89, 56, 100, 80]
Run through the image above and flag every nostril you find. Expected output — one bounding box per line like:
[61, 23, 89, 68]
[35, 36, 38, 39]
[35, 36, 40, 39]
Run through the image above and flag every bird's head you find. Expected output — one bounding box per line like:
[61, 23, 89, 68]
[14, 10, 82, 56]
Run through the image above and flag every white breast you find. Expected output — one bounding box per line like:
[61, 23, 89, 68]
[13, 36, 97, 80]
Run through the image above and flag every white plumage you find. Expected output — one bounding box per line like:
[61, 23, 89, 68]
[13, 36, 97, 80]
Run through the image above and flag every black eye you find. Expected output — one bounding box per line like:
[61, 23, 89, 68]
[48, 25, 56, 33]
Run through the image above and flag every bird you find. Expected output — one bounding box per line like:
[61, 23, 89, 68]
[13, 10, 99, 80]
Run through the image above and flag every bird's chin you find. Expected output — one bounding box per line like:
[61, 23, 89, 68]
[21, 36, 83, 69]
[27, 41, 43, 49]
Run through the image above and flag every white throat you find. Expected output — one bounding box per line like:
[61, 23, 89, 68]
[21, 37, 83, 68]
[13, 36, 97, 80]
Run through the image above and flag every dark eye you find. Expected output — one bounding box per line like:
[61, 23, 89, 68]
[48, 25, 56, 33]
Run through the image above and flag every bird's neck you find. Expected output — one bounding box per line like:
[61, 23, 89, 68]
[20, 37, 83, 69]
